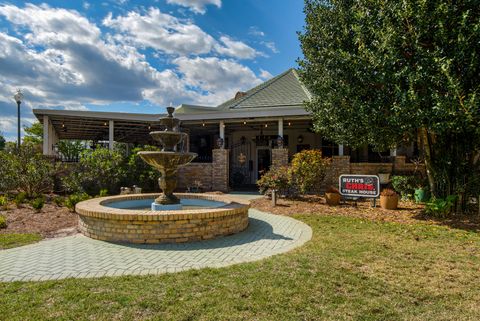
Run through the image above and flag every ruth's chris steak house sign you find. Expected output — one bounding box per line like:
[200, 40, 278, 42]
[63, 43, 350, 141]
[339, 175, 380, 198]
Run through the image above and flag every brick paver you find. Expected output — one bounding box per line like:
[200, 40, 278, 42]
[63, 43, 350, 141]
[0, 209, 311, 282]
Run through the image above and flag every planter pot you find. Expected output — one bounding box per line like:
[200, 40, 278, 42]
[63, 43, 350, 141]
[414, 188, 428, 203]
[378, 173, 391, 184]
[380, 195, 399, 210]
[325, 193, 341, 206]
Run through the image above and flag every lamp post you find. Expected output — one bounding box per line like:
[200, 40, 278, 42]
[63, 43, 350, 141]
[13, 90, 23, 148]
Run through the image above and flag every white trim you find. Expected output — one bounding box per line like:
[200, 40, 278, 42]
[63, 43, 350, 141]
[109, 120, 114, 150]
[43, 115, 49, 155]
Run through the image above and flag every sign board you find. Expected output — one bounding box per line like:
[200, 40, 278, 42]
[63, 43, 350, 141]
[339, 174, 380, 198]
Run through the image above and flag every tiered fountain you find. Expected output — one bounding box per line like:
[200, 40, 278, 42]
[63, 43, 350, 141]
[138, 106, 197, 210]
[75, 107, 249, 244]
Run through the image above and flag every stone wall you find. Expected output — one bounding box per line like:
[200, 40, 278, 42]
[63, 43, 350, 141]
[177, 163, 213, 191]
[272, 148, 289, 167]
[212, 149, 229, 192]
[323, 156, 425, 189]
[77, 193, 250, 244]
[176, 149, 229, 192]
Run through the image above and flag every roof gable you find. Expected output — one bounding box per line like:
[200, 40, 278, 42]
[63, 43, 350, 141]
[217, 68, 311, 110]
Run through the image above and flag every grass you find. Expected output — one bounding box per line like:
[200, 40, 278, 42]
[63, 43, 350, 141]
[0, 233, 42, 250]
[1, 215, 479, 320]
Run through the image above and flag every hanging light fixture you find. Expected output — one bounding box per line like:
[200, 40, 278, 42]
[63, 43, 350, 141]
[264, 123, 268, 128]
[202, 121, 205, 127]
[288, 122, 291, 126]
[243, 121, 247, 125]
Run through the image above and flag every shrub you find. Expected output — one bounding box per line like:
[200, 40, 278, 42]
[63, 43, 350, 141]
[14, 192, 27, 207]
[424, 195, 457, 217]
[31, 197, 45, 212]
[0, 146, 54, 197]
[53, 196, 64, 207]
[290, 150, 331, 194]
[125, 145, 161, 192]
[62, 148, 127, 196]
[65, 193, 90, 212]
[257, 165, 296, 197]
[390, 175, 424, 200]
[0, 215, 6, 228]
[98, 189, 109, 197]
[381, 188, 397, 197]
[0, 196, 8, 210]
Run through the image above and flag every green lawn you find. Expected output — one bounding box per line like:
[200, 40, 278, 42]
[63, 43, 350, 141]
[0, 233, 42, 250]
[1, 215, 479, 320]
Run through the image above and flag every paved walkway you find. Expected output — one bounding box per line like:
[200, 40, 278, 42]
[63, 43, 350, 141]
[0, 209, 311, 282]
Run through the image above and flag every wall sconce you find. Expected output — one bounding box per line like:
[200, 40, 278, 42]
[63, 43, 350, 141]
[277, 136, 284, 148]
[216, 137, 224, 149]
[297, 135, 304, 144]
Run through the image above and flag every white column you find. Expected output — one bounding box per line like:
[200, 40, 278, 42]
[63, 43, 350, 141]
[390, 148, 397, 157]
[43, 115, 49, 155]
[109, 120, 114, 150]
[338, 144, 344, 156]
[48, 121, 55, 155]
[278, 118, 283, 137]
[219, 120, 225, 140]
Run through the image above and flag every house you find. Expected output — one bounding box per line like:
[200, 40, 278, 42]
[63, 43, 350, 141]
[33, 69, 421, 192]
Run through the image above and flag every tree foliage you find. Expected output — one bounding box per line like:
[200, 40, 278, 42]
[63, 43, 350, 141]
[0, 133, 5, 150]
[0, 146, 54, 197]
[23, 122, 43, 146]
[298, 0, 480, 210]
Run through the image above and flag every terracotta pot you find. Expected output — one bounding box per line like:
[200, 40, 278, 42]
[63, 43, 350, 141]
[325, 192, 341, 206]
[380, 195, 399, 210]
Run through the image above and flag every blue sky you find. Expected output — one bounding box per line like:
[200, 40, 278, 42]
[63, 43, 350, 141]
[0, 0, 305, 141]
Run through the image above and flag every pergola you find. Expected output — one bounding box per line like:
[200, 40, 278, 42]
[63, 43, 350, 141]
[33, 107, 319, 156]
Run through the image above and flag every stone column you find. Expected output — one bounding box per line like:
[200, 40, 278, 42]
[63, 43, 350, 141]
[272, 148, 289, 167]
[324, 156, 351, 189]
[393, 155, 406, 172]
[212, 149, 229, 192]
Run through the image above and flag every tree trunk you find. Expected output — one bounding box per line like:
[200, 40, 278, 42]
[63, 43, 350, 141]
[420, 127, 437, 197]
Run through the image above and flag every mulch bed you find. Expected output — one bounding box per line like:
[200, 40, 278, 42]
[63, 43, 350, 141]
[0, 203, 78, 238]
[251, 195, 480, 232]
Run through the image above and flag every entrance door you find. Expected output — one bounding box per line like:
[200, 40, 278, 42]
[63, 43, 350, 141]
[256, 148, 271, 180]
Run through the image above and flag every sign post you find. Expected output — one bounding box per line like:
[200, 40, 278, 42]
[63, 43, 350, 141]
[339, 174, 380, 207]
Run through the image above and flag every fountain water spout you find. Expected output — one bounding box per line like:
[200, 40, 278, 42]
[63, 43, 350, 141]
[138, 107, 197, 210]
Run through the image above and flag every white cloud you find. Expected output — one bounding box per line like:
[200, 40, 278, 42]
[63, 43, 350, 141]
[103, 8, 216, 55]
[259, 69, 273, 80]
[166, 0, 221, 14]
[248, 26, 265, 37]
[0, 3, 269, 138]
[173, 56, 262, 104]
[262, 41, 279, 54]
[215, 36, 261, 60]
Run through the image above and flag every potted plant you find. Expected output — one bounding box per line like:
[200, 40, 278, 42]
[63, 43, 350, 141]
[380, 188, 399, 210]
[325, 186, 341, 206]
[414, 186, 428, 203]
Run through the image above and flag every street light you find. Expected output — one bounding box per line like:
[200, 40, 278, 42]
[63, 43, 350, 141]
[13, 89, 23, 148]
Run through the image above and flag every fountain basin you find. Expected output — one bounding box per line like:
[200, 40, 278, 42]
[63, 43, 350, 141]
[76, 193, 250, 244]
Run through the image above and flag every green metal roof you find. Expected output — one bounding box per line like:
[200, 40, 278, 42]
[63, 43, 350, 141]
[175, 68, 311, 115]
[217, 68, 311, 110]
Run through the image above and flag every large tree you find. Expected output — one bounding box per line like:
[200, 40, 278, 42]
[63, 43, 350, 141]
[298, 0, 480, 209]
